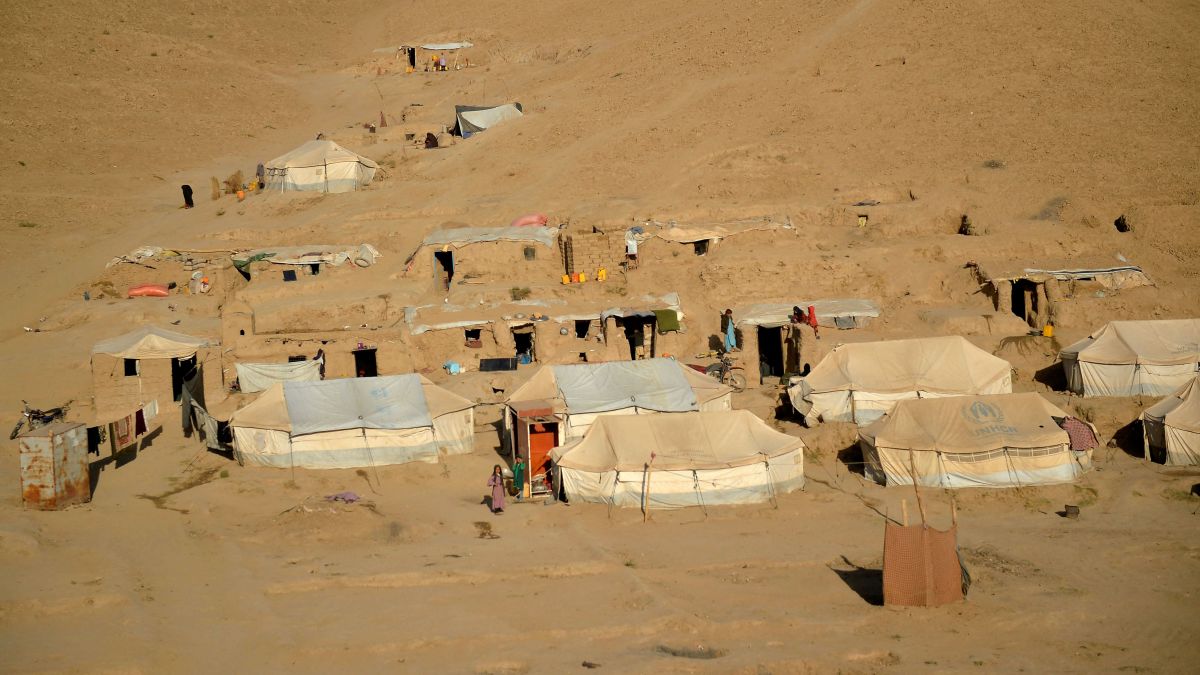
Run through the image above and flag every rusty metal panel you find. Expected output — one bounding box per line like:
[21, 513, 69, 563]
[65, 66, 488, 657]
[19, 422, 90, 510]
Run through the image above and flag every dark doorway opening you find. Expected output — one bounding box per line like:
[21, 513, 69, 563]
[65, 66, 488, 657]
[693, 240, 710, 256]
[621, 316, 655, 360]
[354, 348, 378, 377]
[309, 263, 321, 276]
[288, 355, 307, 362]
[757, 326, 784, 380]
[172, 355, 197, 402]
[433, 251, 454, 290]
[574, 320, 590, 339]
[1011, 279, 1039, 326]
[512, 327, 535, 363]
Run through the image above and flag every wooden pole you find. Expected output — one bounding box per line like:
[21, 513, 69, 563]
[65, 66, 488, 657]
[907, 451, 928, 526]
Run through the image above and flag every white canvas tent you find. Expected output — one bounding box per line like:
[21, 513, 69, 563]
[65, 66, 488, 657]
[1141, 376, 1200, 465]
[788, 336, 1012, 426]
[452, 103, 523, 138]
[859, 393, 1096, 488]
[264, 140, 378, 193]
[505, 358, 733, 440]
[230, 374, 474, 469]
[551, 410, 805, 509]
[1060, 319, 1200, 397]
[92, 325, 212, 360]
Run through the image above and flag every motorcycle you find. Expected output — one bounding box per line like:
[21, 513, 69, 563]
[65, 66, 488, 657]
[9, 400, 72, 440]
[704, 354, 747, 393]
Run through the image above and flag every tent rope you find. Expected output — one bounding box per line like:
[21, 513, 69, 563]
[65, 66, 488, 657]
[692, 469, 708, 518]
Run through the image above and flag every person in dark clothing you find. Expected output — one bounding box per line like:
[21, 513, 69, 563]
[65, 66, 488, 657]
[181, 184, 194, 208]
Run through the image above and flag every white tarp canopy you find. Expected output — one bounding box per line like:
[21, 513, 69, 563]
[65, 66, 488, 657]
[1142, 376, 1200, 466]
[232, 244, 380, 269]
[735, 300, 881, 329]
[1061, 319, 1200, 397]
[92, 326, 212, 360]
[506, 359, 732, 439]
[230, 374, 474, 469]
[859, 393, 1095, 488]
[421, 226, 558, 249]
[550, 410, 806, 509]
[235, 361, 323, 394]
[788, 335, 1013, 426]
[265, 140, 378, 193]
[453, 103, 523, 138]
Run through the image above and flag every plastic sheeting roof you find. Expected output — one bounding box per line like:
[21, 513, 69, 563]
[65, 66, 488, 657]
[1143, 376, 1200, 433]
[92, 326, 212, 360]
[735, 300, 881, 329]
[421, 226, 558, 249]
[800, 336, 1012, 395]
[551, 410, 802, 471]
[231, 375, 472, 435]
[552, 359, 698, 414]
[1060, 319, 1200, 366]
[507, 359, 729, 414]
[265, 140, 378, 170]
[859, 393, 1071, 454]
[454, 103, 523, 137]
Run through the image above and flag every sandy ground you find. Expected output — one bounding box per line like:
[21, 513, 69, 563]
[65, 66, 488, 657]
[2, 0, 1199, 672]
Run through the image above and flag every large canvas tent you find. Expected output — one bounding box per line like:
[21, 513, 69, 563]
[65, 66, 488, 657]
[551, 410, 805, 509]
[788, 336, 1012, 425]
[503, 358, 731, 498]
[264, 140, 378, 193]
[452, 103, 523, 138]
[1060, 319, 1200, 397]
[1141, 376, 1200, 466]
[505, 358, 732, 440]
[859, 393, 1096, 488]
[230, 374, 474, 469]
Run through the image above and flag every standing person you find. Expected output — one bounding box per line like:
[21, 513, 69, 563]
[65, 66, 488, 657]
[438, 53, 447, 71]
[488, 464, 506, 514]
[722, 309, 738, 353]
[512, 455, 526, 502]
[181, 184, 194, 208]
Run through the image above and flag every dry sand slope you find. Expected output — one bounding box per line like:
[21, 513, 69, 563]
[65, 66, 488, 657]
[1, 0, 1199, 672]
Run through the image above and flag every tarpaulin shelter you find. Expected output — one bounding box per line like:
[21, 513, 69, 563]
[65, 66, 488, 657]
[264, 140, 378, 193]
[92, 326, 212, 359]
[550, 410, 805, 509]
[1142, 376, 1200, 465]
[452, 103, 523, 138]
[91, 326, 220, 417]
[1060, 319, 1200, 397]
[788, 336, 1012, 426]
[230, 374, 474, 469]
[503, 358, 732, 497]
[235, 361, 323, 394]
[859, 393, 1095, 488]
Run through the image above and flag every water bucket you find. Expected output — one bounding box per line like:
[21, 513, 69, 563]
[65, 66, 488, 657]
[1043, 324, 1055, 338]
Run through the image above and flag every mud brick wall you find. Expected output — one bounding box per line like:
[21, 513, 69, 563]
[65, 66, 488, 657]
[560, 232, 624, 275]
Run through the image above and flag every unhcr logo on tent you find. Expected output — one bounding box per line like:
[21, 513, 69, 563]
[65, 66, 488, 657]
[962, 401, 1017, 436]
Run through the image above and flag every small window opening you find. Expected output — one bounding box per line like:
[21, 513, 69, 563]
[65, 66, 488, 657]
[288, 355, 307, 362]
[693, 240, 710, 256]
[523, 246, 536, 261]
[578, 352, 588, 363]
[123, 359, 139, 377]
[239, 329, 245, 336]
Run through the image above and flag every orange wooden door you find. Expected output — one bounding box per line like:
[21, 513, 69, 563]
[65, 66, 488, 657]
[528, 424, 557, 480]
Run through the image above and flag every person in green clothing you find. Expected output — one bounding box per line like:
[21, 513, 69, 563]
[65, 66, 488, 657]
[512, 455, 526, 502]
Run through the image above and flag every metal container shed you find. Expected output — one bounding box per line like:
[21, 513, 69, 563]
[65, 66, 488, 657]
[18, 422, 90, 510]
